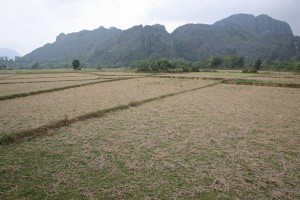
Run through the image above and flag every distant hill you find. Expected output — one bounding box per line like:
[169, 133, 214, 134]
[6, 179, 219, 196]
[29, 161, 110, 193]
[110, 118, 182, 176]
[172, 14, 299, 61]
[21, 14, 300, 67]
[0, 48, 20, 60]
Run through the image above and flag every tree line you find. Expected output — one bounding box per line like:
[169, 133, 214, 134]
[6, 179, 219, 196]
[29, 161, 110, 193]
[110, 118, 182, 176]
[133, 56, 266, 73]
[1, 56, 299, 72]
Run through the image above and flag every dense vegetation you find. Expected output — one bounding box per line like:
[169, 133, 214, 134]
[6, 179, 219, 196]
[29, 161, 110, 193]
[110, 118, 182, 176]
[134, 57, 300, 73]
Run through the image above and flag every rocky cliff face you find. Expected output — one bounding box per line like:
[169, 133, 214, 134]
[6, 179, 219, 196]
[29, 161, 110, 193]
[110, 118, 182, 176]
[214, 14, 293, 35]
[22, 14, 300, 67]
[172, 14, 298, 61]
[90, 24, 176, 66]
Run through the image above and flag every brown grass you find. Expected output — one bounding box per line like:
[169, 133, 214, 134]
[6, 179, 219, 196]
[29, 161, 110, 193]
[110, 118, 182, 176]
[222, 79, 300, 88]
[243, 76, 300, 84]
[0, 83, 298, 199]
[0, 79, 112, 98]
[0, 76, 100, 84]
[4, 72, 95, 79]
[0, 82, 219, 144]
[0, 78, 217, 135]
[154, 71, 300, 83]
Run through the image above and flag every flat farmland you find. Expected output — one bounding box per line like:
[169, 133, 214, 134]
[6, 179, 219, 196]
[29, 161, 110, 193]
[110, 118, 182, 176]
[243, 76, 300, 84]
[2, 72, 96, 79]
[0, 79, 108, 96]
[0, 75, 100, 83]
[0, 77, 217, 135]
[91, 71, 148, 76]
[0, 74, 16, 79]
[0, 70, 299, 199]
[0, 72, 104, 96]
[155, 71, 300, 84]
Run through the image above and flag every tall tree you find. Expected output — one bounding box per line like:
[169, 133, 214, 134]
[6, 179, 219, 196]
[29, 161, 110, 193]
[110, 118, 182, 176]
[254, 59, 262, 71]
[72, 59, 81, 70]
[211, 56, 223, 70]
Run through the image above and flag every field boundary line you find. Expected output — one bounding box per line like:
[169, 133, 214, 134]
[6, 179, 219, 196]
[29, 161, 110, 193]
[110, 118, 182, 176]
[0, 74, 99, 80]
[0, 82, 221, 145]
[222, 79, 300, 88]
[147, 75, 225, 81]
[147, 75, 300, 88]
[0, 74, 17, 79]
[0, 77, 136, 101]
[0, 78, 102, 84]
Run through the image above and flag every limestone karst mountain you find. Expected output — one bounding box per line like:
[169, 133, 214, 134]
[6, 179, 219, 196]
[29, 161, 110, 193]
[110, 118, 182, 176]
[21, 14, 300, 67]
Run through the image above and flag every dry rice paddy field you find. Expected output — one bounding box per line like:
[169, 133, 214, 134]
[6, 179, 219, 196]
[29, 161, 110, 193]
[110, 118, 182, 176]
[0, 70, 299, 199]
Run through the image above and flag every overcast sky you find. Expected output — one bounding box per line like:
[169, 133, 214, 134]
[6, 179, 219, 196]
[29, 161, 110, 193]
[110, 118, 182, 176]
[0, 0, 299, 56]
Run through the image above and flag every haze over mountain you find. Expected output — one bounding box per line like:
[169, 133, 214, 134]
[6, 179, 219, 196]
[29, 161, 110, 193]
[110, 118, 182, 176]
[21, 14, 300, 67]
[0, 48, 20, 60]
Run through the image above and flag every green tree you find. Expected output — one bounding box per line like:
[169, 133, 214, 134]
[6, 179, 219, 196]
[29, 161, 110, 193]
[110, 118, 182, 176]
[254, 59, 262, 71]
[229, 56, 244, 68]
[157, 59, 173, 72]
[211, 56, 223, 70]
[0, 64, 7, 70]
[72, 59, 81, 70]
[191, 62, 201, 72]
[29, 61, 39, 69]
[136, 60, 151, 72]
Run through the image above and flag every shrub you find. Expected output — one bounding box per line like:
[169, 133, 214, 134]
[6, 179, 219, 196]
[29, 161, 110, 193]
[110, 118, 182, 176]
[242, 68, 257, 73]
[72, 59, 81, 70]
[254, 59, 262, 71]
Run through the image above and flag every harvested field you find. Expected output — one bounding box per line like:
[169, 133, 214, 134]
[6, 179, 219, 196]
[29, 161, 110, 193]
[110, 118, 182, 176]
[0, 79, 107, 96]
[3, 72, 96, 79]
[243, 76, 300, 84]
[90, 71, 147, 76]
[0, 78, 217, 135]
[222, 79, 300, 88]
[0, 83, 299, 199]
[0, 74, 17, 79]
[155, 71, 300, 81]
[93, 75, 146, 79]
[0, 75, 100, 83]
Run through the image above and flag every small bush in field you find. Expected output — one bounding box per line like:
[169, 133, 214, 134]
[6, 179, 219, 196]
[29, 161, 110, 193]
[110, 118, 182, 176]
[242, 68, 257, 73]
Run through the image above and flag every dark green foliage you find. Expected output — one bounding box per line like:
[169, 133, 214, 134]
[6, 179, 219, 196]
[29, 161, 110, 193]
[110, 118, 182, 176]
[135, 58, 205, 73]
[135, 57, 300, 73]
[72, 59, 81, 70]
[0, 64, 7, 70]
[254, 59, 262, 71]
[136, 59, 195, 73]
[228, 56, 244, 68]
[157, 59, 173, 72]
[0, 57, 14, 69]
[262, 60, 300, 72]
[211, 57, 223, 69]
[191, 62, 201, 72]
[29, 61, 39, 69]
[136, 61, 151, 72]
[182, 65, 190, 72]
[136, 59, 175, 73]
